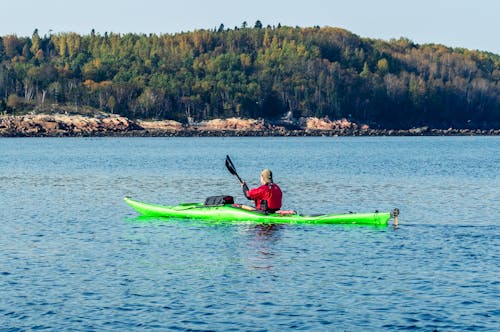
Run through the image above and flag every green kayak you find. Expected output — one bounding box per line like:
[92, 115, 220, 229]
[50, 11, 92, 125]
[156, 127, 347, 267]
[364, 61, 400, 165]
[124, 197, 395, 225]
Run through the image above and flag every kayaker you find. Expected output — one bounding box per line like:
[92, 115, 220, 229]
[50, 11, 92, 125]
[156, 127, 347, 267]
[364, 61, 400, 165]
[242, 168, 282, 213]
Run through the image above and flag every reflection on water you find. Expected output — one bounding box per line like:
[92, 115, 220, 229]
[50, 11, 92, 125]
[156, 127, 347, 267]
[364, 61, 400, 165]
[244, 224, 283, 270]
[125, 217, 284, 269]
[250, 224, 283, 239]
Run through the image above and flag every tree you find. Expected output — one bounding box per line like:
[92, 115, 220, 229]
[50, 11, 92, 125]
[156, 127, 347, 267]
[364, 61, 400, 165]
[0, 98, 6, 113]
[254, 20, 263, 29]
[6, 94, 23, 110]
[48, 81, 63, 103]
[261, 91, 286, 119]
[376, 58, 389, 75]
[3, 35, 22, 58]
[360, 62, 371, 78]
[0, 37, 4, 61]
[107, 95, 117, 113]
[30, 29, 41, 56]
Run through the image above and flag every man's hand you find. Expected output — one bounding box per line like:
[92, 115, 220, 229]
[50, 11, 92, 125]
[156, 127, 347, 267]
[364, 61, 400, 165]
[241, 181, 250, 195]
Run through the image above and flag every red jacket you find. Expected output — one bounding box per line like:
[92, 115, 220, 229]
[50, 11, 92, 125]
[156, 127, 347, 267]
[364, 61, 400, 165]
[246, 183, 282, 211]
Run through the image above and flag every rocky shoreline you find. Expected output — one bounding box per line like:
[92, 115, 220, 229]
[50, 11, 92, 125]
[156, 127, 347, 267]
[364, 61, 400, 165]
[1, 114, 499, 137]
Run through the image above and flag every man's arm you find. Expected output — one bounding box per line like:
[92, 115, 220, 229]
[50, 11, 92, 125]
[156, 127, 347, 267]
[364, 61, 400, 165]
[242, 182, 250, 199]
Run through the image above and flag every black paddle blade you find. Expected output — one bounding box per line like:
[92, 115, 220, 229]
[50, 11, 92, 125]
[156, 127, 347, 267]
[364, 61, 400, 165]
[225, 155, 237, 175]
[225, 155, 243, 183]
[225, 158, 237, 176]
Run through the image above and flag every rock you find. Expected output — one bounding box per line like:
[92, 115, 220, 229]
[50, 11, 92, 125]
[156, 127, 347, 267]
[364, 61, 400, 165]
[1, 113, 499, 137]
[408, 126, 429, 135]
[305, 117, 358, 130]
[198, 117, 266, 131]
[0, 114, 141, 136]
[137, 120, 183, 131]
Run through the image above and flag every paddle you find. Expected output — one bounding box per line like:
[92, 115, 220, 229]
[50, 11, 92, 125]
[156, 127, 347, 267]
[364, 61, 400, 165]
[226, 155, 249, 192]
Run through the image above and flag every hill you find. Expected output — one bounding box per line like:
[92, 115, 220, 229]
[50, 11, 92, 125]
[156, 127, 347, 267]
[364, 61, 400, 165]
[1, 25, 499, 129]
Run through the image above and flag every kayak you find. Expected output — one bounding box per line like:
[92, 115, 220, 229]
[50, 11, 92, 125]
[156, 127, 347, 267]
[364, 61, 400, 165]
[124, 197, 394, 225]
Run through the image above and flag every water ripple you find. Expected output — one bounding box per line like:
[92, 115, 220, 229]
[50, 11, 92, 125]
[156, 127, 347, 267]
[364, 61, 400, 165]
[0, 137, 499, 330]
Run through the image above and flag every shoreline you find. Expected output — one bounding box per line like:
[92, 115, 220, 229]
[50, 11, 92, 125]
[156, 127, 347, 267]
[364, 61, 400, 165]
[2, 128, 499, 138]
[1, 114, 499, 137]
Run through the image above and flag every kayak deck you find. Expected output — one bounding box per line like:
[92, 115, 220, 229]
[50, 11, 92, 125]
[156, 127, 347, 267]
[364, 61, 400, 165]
[124, 197, 393, 225]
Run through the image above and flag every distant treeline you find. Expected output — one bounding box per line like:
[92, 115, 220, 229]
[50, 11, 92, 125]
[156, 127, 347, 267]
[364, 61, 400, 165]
[1, 23, 499, 128]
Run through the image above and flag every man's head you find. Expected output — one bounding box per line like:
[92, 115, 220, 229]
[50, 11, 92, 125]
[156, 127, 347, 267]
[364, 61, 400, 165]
[261, 168, 273, 184]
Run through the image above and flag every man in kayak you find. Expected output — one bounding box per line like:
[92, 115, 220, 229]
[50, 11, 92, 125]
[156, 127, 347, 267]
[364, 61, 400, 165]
[242, 168, 282, 213]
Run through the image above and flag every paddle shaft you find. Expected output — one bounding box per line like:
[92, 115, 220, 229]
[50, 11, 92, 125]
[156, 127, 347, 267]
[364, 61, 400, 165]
[232, 169, 244, 184]
[226, 155, 249, 192]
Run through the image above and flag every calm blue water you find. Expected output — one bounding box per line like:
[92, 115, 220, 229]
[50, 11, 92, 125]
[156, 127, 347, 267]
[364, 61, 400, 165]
[0, 137, 498, 331]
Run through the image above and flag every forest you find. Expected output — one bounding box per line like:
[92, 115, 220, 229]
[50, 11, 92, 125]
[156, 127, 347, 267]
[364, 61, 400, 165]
[1, 22, 499, 129]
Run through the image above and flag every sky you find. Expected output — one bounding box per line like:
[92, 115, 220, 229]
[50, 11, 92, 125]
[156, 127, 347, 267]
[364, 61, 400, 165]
[1, 0, 499, 55]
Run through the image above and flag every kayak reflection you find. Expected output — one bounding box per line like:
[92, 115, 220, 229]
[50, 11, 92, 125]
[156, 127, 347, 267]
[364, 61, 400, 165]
[124, 215, 391, 229]
[242, 224, 284, 270]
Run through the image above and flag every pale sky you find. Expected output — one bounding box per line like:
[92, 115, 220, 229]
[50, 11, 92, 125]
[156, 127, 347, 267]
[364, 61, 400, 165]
[1, 0, 499, 54]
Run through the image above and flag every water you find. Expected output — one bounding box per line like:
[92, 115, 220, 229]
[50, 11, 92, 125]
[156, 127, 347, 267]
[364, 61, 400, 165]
[0, 137, 498, 331]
